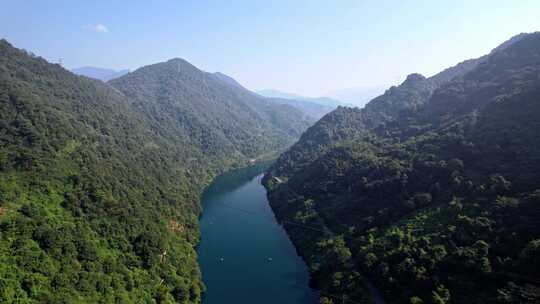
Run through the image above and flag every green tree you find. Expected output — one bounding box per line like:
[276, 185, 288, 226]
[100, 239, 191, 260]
[432, 285, 450, 304]
[410, 296, 424, 304]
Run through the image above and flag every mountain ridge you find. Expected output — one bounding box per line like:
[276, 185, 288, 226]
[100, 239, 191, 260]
[270, 31, 532, 181]
[108, 58, 313, 160]
[263, 32, 540, 304]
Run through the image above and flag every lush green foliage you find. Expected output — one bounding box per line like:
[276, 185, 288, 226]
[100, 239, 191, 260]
[264, 33, 540, 303]
[109, 58, 312, 163]
[0, 39, 309, 303]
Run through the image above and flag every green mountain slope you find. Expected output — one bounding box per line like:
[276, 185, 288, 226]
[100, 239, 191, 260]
[109, 58, 312, 164]
[268, 32, 528, 181]
[264, 33, 540, 304]
[268, 66, 480, 182]
[0, 39, 310, 303]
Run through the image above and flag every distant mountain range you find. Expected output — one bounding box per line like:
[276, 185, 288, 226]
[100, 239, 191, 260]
[257, 87, 387, 110]
[257, 89, 353, 108]
[256, 89, 354, 119]
[261, 96, 335, 120]
[71, 66, 129, 81]
[201, 72, 332, 120]
[325, 85, 387, 108]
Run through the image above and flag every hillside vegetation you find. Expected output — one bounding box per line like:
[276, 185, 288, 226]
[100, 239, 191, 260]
[0, 39, 311, 303]
[264, 33, 540, 304]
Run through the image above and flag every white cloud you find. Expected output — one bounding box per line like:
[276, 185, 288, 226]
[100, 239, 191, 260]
[83, 24, 109, 33]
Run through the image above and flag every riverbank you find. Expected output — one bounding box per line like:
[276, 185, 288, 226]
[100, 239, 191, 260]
[262, 173, 387, 304]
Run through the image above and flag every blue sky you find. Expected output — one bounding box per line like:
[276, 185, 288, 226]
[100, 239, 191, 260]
[1, 0, 539, 96]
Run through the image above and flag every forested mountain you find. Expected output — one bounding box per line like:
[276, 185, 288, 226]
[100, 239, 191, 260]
[267, 32, 525, 181]
[71, 66, 129, 81]
[109, 58, 312, 166]
[0, 39, 310, 303]
[264, 32, 540, 303]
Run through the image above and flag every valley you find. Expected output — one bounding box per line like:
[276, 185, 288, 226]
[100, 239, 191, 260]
[1, 4, 539, 303]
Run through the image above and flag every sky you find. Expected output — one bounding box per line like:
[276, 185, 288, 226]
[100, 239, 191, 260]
[1, 0, 539, 97]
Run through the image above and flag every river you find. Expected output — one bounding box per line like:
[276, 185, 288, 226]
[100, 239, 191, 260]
[197, 164, 318, 304]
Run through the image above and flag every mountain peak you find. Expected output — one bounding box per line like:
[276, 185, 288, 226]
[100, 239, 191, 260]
[166, 57, 198, 69]
[166, 57, 190, 64]
[404, 73, 427, 83]
[490, 32, 534, 54]
[0, 38, 11, 47]
[143, 57, 201, 76]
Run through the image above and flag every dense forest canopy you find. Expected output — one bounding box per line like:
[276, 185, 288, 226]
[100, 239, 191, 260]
[0, 39, 311, 303]
[264, 32, 540, 304]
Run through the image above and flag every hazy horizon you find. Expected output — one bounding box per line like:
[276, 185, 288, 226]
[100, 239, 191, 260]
[1, 0, 539, 97]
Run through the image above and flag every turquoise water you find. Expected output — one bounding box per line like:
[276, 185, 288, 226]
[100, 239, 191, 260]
[197, 165, 317, 304]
